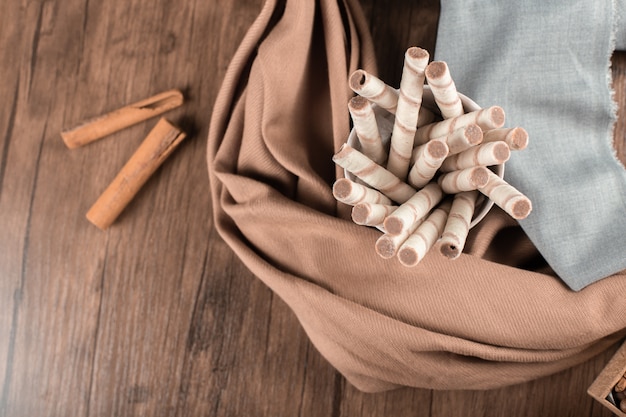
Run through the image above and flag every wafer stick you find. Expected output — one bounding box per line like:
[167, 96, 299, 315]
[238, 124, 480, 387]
[386, 47, 430, 180]
[407, 139, 448, 188]
[398, 200, 452, 267]
[414, 106, 505, 145]
[349, 69, 437, 124]
[383, 182, 443, 235]
[349, 70, 399, 114]
[61, 89, 184, 149]
[375, 217, 424, 259]
[86, 118, 186, 230]
[437, 166, 489, 194]
[351, 203, 397, 226]
[332, 178, 393, 206]
[478, 170, 532, 219]
[348, 96, 387, 164]
[438, 191, 477, 259]
[437, 123, 483, 155]
[425, 61, 464, 119]
[332, 144, 416, 203]
[482, 127, 529, 150]
[439, 141, 510, 172]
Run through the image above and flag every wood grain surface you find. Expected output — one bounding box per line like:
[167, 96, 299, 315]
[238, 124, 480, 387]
[0, 0, 624, 416]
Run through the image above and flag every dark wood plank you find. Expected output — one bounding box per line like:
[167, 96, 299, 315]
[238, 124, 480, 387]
[361, 0, 440, 87]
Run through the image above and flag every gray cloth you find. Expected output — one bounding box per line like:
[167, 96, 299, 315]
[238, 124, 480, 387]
[435, 0, 626, 290]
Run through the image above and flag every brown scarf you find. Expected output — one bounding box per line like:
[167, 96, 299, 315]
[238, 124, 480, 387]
[207, 0, 626, 392]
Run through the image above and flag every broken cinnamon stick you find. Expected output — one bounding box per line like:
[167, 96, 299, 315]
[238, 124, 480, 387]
[61, 89, 184, 149]
[86, 118, 187, 230]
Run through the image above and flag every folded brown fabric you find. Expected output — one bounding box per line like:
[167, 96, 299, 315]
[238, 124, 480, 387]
[207, 0, 626, 392]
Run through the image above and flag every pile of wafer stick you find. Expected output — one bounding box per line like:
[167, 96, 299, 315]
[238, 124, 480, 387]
[332, 47, 532, 267]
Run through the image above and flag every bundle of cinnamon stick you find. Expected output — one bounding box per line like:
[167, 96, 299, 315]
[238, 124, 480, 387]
[61, 89, 187, 230]
[333, 47, 532, 267]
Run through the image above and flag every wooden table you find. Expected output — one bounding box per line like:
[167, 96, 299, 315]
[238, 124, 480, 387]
[1, 0, 624, 416]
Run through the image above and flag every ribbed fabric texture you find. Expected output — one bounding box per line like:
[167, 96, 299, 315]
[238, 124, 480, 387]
[435, 0, 626, 290]
[207, 0, 626, 392]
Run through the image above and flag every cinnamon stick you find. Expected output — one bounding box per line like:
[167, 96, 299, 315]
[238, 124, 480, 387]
[86, 118, 187, 230]
[61, 89, 184, 149]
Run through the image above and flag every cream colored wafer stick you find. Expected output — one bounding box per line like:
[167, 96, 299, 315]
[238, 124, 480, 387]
[383, 182, 443, 235]
[398, 200, 452, 267]
[437, 166, 489, 194]
[332, 178, 393, 206]
[482, 127, 529, 150]
[438, 191, 478, 259]
[414, 106, 505, 145]
[402, 47, 429, 94]
[349, 70, 399, 114]
[348, 96, 387, 164]
[386, 47, 430, 180]
[478, 171, 532, 219]
[351, 203, 397, 226]
[348, 69, 438, 124]
[407, 139, 448, 188]
[332, 144, 416, 203]
[375, 217, 424, 259]
[440, 141, 510, 172]
[425, 61, 464, 119]
[61, 89, 184, 149]
[438, 123, 483, 155]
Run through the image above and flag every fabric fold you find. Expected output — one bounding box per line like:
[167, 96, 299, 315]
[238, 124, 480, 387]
[208, 0, 626, 391]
